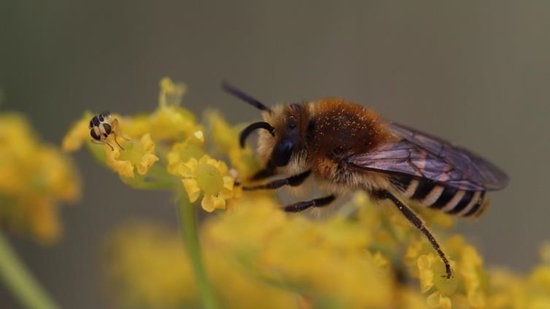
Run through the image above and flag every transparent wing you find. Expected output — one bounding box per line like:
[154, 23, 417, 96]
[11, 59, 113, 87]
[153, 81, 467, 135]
[349, 122, 509, 191]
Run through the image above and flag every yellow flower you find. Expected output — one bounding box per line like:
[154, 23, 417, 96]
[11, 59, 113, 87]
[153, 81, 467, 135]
[139, 77, 200, 142]
[0, 113, 81, 243]
[178, 155, 236, 212]
[158, 77, 187, 107]
[105, 218, 299, 309]
[37, 146, 81, 204]
[418, 253, 442, 293]
[102, 78, 192, 143]
[100, 187, 550, 309]
[166, 130, 205, 175]
[149, 105, 200, 142]
[460, 244, 486, 307]
[106, 133, 159, 179]
[201, 200, 393, 308]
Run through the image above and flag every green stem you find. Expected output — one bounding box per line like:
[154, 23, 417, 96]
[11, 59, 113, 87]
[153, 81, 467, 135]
[0, 230, 60, 309]
[176, 195, 220, 309]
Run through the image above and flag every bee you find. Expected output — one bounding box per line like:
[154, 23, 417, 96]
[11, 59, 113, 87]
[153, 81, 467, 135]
[89, 111, 128, 151]
[222, 82, 509, 278]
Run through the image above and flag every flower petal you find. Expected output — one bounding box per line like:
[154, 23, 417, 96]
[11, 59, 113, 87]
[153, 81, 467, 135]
[201, 194, 226, 212]
[182, 179, 201, 203]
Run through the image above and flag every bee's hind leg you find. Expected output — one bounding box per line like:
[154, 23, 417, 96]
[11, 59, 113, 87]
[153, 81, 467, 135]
[371, 189, 453, 279]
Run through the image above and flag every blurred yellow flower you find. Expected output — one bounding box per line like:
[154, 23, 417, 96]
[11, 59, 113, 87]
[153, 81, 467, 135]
[460, 244, 486, 307]
[103, 190, 550, 309]
[143, 78, 200, 142]
[427, 291, 452, 309]
[158, 77, 187, 107]
[105, 218, 302, 309]
[104, 221, 198, 309]
[61, 112, 92, 152]
[0, 113, 81, 243]
[418, 254, 437, 293]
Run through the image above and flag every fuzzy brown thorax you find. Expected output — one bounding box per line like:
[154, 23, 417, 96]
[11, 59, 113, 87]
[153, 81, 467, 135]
[257, 99, 394, 190]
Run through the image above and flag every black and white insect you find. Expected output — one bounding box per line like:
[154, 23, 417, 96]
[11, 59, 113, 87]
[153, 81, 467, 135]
[89, 111, 127, 151]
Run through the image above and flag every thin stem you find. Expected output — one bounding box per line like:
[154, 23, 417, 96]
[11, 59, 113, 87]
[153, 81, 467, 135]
[176, 195, 220, 309]
[0, 230, 60, 309]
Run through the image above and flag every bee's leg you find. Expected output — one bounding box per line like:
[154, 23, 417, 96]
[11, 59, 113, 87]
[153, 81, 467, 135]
[91, 139, 115, 151]
[244, 170, 311, 191]
[372, 190, 453, 279]
[250, 161, 276, 181]
[283, 195, 336, 212]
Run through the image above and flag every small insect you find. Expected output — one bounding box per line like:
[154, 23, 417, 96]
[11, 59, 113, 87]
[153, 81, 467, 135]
[222, 82, 509, 278]
[89, 111, 128, 151]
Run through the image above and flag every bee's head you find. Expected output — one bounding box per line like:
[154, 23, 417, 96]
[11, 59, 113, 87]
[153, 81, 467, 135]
[222, 82, 307, 168]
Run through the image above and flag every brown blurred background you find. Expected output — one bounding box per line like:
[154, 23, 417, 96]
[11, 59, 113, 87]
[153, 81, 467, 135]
[1, 1, 549, 308]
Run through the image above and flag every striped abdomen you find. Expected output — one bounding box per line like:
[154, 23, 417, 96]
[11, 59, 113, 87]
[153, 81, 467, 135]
[390, 176, 488, 217]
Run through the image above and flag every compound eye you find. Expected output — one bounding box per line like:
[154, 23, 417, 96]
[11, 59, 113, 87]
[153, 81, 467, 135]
[272, 139, 294, 167]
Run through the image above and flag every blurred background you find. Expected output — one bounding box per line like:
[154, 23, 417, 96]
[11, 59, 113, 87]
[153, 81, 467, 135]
[1, 1, 549, 308]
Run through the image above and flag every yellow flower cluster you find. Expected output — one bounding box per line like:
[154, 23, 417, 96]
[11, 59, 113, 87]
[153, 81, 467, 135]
[103, 192, 550, 309]
[0, 113, 81, 243]
[104, 221, 198, 309]
[62, 77, 241, 212]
